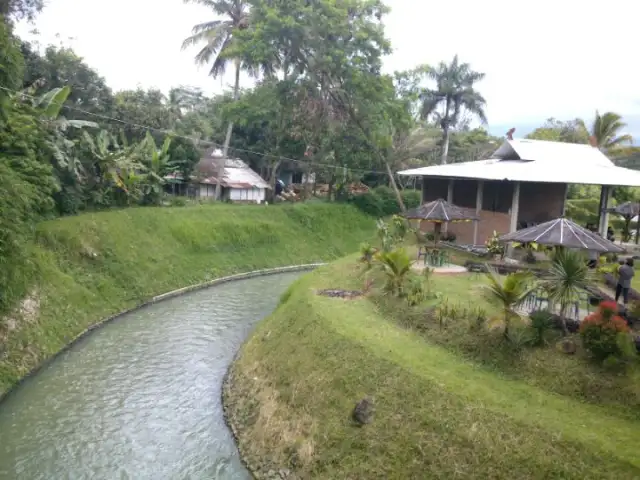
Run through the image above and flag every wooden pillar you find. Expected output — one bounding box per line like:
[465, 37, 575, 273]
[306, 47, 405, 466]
[473, 180, 484, 245]
[445, 179, 454, 234]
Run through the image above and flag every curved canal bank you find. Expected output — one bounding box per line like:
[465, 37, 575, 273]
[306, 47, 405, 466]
[0, 203, 375, 396]
[0, 270, 305, 479]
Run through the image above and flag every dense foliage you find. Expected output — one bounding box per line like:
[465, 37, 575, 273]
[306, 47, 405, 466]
[1, 0, 640, 316]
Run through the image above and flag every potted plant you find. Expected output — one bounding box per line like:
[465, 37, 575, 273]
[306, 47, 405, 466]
[485, 231, 505, 262]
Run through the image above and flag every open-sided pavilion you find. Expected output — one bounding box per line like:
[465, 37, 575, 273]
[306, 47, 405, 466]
[397, 138, 640, 246]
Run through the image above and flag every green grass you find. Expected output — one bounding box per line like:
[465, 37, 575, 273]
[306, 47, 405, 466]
[225, 256, 640, 479]
[0, 203, 375, 395]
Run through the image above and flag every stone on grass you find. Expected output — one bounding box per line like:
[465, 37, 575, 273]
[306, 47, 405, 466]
[558, 338, 577, 355]
[352, 396, 374, 426]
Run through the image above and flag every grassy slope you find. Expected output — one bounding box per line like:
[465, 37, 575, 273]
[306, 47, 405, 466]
[0, 203, 375, 395]
[226, 257, 640, 479]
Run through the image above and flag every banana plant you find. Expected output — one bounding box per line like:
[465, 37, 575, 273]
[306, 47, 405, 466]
[135, 132, 172, 204]
[32, 86, 99, 184]
[81, 129, 146, 198]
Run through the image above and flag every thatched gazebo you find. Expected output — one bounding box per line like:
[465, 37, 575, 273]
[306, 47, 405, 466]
[498, 217, 624, 253]
[404, 198, 478, 244]
[605, 202, 640, 243]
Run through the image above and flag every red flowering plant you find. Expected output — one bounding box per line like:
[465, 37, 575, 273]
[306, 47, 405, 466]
[580, 301, 633, 362]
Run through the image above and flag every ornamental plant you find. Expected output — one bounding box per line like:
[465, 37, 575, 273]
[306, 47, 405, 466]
[485, 231, 505, 258]
[580, 301, 634, 362]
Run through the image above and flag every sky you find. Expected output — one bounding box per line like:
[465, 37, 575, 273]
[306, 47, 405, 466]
[15, 0, 640, 138]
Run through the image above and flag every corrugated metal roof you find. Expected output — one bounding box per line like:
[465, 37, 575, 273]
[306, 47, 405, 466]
[195, 158, 271, 189]
[398, 138, 640, 186]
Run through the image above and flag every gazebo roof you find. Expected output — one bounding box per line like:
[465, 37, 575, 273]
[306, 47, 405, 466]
[397, 138, 640, 187]
[498, 217, 625, 253]
[404, 198, 478, 222]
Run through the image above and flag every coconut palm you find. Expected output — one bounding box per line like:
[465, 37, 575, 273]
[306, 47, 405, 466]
[419, 55, 487, 165]
[583, 111, 633, 156]
[182, 0, 264, 198]
[484, 268, 534, 340]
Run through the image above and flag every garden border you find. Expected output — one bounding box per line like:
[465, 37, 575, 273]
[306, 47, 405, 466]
[0, 263, 325, 405]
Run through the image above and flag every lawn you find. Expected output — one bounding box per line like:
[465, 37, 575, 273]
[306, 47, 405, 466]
[225, 256, 640, 479]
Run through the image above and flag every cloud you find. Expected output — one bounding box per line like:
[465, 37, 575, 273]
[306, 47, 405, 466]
[15, 0, 640, 132]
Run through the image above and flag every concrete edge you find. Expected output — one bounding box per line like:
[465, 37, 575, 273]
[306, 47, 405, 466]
[0, 263, 326, 405]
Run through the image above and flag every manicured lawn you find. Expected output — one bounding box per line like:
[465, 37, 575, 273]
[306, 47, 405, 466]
[226, 257, 640, 479]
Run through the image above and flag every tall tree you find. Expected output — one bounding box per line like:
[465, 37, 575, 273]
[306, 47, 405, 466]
[230, 0, 412, 210]
[526, 117, 589, 144]
[0, 0, 42, 22]
[419, 55, 487, 165]
[582, 111, 633, 157]
[182, 0, 260, 199]
[20, 43, 115, 121]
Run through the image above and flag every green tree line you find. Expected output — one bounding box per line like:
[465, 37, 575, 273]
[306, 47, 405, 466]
[1, 0, 639, 314]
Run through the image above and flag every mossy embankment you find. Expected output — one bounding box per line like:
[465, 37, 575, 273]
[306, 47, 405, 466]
[0, 203, 375, 396]
[225, 257, 640, 479]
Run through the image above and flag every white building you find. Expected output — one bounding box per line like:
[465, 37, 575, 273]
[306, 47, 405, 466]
[397, 138, 640, 245]
[193, 149, 270, 204]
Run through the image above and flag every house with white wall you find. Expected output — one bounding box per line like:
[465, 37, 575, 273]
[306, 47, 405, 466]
[190, 148, 271, 204]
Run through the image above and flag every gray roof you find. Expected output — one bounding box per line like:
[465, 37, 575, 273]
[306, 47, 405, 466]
[403, 199, 478, 222]
[498, 218, 625, 253]
[605, 202, 640, 218]
[194, 148, 270, 189]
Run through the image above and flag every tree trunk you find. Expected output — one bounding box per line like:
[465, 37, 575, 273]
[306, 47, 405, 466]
[217, 59, 242, 200]
[328, 174, 336, 201]
[323, 88, 406, 212]
[268, 159, 282, 202]
[559, 304, 569, 335]
[503, 312, 510, 341]
[441, 127, 451, 165]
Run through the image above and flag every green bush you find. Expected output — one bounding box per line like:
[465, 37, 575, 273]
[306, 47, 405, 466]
[349, 186, 421, 217]
[528, 309, 555, 346]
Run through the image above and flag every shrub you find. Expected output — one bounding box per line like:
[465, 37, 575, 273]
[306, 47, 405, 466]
[485, 231, 505, 257]
[359, 242, 377, 267]
[528, 309, 555, 346]
[349, 186, 421, 217]
[580, 301, 634, 363]
[406, 275, 426, 306]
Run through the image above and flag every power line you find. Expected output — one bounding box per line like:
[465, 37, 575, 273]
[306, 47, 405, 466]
[0, 84, 395, 177]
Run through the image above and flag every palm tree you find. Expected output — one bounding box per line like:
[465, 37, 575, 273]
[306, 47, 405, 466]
[181, 0, 253, 199]
[374, 248, 412, 297]
[484, 268, 534, 340]
[581, 111, 634, 158]
[419, 55, 487, 165]
[540, 248, 593, 335]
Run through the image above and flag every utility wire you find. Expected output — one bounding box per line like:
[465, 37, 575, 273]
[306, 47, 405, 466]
[0, 84, 398, 177]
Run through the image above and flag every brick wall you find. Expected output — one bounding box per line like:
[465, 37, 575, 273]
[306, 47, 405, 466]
[419, 178, 567, 245]
[447, 210, 511, 245]
[518, 182, 566, 224]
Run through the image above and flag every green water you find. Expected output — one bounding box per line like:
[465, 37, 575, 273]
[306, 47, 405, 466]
[0, 272, 301, 480]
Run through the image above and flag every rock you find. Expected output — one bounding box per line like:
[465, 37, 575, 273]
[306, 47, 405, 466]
[279, 468, 291, 479]
[352, 396, 374, 426]
[558, 338, 577, 355]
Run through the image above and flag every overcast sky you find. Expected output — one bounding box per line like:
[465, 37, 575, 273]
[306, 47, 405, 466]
[15, 0, 640, 137]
